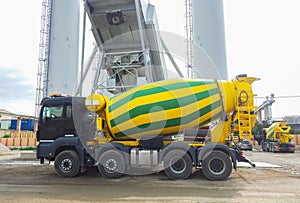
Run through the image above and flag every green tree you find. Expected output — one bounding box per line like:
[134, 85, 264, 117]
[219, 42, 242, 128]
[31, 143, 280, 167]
[252, 121, 268, 135]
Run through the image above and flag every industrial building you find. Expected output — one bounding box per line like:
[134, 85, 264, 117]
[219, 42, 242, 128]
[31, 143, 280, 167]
[0, 109, 37, 147]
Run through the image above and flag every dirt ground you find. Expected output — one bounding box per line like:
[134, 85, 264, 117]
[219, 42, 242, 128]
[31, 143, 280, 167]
[0, 149, 299, 203]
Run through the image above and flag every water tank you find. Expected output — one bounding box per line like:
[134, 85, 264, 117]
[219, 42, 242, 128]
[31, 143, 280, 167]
[192, 0, 228, 80]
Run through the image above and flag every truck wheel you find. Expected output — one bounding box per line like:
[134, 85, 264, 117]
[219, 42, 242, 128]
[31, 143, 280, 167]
[97, 149, 125, 179]
[201, 151, 232, 181]
[163, 149, 192, 180]
[262, 142, 269, 152]
[54, 150, 80, 178]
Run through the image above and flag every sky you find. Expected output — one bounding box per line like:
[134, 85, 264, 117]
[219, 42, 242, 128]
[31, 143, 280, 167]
[0, 1, 40, 116]
[0, 0, 300, 118]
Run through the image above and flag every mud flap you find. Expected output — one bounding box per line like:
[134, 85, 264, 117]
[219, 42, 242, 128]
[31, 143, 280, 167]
[237, 152, 256, 167]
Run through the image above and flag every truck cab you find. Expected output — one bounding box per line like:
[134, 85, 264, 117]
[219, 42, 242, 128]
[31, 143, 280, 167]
[37, 96, 75, 140]
[37, 96, 95, 177]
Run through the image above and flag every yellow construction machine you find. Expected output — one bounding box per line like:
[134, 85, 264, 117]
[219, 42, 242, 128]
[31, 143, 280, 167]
[261, 121, 295, 153]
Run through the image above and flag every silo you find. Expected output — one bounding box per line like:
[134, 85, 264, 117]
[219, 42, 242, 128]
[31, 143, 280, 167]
[192, 0, 228, 80]
[46, 0, 80, 95]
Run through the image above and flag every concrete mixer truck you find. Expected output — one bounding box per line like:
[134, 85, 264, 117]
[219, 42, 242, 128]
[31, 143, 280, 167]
[37, 74, 259, 181]
[260, 121, 295, 153]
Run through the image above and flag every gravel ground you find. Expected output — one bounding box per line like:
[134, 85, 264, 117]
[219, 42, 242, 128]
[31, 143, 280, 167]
[0, 149, 299, 203]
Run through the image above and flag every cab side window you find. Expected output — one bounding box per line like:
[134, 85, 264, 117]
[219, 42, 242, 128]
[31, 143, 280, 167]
[42, 106, 64, 121]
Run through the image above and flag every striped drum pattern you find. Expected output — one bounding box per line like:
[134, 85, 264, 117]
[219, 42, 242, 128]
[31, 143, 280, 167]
[105, 79, 224, 140]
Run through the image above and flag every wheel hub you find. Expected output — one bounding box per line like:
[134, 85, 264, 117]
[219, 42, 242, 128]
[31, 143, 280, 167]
[208, 158, 225, 175]
[105, 158, 118, 172]
[170, 157, 186, 174]
[61, 158, 72, 171]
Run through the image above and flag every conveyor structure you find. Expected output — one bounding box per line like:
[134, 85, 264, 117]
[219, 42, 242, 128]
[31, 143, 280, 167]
[85, 0, 167, 94]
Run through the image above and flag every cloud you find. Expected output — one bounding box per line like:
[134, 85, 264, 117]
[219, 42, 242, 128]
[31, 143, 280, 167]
[0, 66, 35, 101]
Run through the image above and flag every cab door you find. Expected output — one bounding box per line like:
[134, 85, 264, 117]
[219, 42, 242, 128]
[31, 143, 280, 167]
[37, 104, 65, 140]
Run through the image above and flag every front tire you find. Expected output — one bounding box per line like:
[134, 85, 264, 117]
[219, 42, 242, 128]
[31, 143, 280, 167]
[54, 150, 80, 177]
[201, 151, 232, 181]
[163, 149, 193, 180]
[97, 149, 125, 179]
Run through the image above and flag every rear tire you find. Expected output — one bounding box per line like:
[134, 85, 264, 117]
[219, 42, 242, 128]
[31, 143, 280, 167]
[54, 150, 80, 178]
[201, 151, 232, 181]
[97, 149, 125, 179]
[163, 149, 193, 180]
[262, 142, 269, 152]
[269, 143, 274, 152]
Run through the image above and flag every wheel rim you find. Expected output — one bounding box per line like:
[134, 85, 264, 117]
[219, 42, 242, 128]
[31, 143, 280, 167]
[169, 156, 187, 174]
[60, 158, 73, 172]
[208, 157, 226, 176]
[104, 158, 118, 173]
